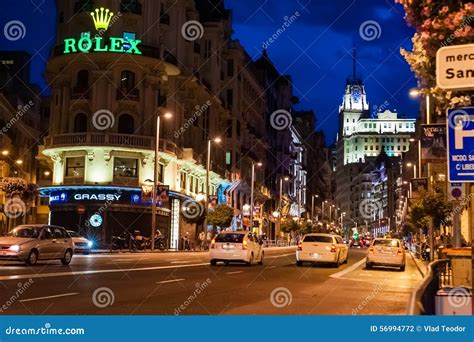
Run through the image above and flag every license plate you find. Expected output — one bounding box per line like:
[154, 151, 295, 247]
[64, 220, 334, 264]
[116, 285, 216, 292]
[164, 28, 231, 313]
[309, 253, 319, 258]
[222, 244, 234, 249]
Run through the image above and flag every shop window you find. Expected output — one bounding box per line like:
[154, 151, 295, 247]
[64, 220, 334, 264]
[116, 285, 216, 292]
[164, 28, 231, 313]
[118, 114, 134, 134]
[73, 113, 88, 133]
[114, 157, 138, 178]
[65, 157, 85, 177]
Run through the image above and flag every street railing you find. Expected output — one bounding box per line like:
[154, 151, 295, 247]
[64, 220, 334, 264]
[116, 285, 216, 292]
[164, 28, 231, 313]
[408, 259, 450, 315]
[262, 240, 291, 248]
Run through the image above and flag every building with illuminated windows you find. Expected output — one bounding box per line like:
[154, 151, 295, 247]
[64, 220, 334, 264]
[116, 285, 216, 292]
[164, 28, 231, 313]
[335, 74, 416, 232]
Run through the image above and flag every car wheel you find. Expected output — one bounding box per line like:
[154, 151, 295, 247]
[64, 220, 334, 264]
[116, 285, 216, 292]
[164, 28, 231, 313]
[26, 250, 38, 266]
[246, 253, 254, 266]
[210, 259, 217, 266]
[334, 254, 340, 268]
[343, 255, 348, 264]
[400, 264, 405, 272]
[258, 252, 264, 265]
[61, 249, 73, 265]
[366, 262, 372, 269]
[296, 260, 303, 267]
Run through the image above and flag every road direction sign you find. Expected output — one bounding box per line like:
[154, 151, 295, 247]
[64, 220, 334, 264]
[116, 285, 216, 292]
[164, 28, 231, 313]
[447, 107, 474, 182]
[436, 43, 474, 90]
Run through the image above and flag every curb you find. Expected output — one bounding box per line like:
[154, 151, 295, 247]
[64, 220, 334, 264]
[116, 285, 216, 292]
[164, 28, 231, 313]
[409, 251, 428, 277]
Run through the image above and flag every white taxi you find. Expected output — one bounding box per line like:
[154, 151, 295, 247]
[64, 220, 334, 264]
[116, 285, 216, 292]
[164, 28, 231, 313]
[209, 231, 263, 266]
[296, 233, 348, 267]
[366, 238, 405, 271]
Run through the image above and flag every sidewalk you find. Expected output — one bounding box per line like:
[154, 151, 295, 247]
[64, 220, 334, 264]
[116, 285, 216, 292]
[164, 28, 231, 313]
[409, 251, 429, 277]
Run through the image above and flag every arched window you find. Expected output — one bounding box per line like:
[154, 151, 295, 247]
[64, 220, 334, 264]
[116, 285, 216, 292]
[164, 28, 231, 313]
[77, 70, 89, 88]
[73, 113, 88, 133]
[118, 114, 134, 134]
[120, 70, 135, 91]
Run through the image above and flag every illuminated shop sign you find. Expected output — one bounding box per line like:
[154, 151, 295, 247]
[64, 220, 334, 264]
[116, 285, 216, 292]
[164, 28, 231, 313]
[63, 7, 142, 55]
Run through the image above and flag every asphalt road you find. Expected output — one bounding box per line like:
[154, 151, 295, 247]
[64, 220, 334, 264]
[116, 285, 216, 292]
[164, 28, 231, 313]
[0, 247, 423, 315]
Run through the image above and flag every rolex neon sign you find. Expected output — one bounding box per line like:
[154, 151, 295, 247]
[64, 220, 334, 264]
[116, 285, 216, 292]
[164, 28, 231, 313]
[63, 7, 142, 55]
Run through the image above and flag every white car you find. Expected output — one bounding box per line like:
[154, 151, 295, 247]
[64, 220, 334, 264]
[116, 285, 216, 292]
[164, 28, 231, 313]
[67, 231, 93, 255]
[296, 233, 348, 267]
[366, 238, 405, 271]
[209, 231, 263, 266]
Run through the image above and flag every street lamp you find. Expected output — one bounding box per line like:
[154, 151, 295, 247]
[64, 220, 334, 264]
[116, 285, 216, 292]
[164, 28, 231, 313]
[409, 87, 431, 124]
[311, 194, 319, 223]
[322, 200, 328, 222]
[406, 162, 417, 179]
[1, 150, 9, 156]
[276, 176, 290, 242]
[204, 137, 221, 235]
[250, 161, 262, 234]
[409, 138, 422, 178]
[151, 112, 172, 252]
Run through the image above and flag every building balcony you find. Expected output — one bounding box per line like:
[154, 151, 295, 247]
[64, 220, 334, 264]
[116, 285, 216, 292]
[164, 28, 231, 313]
[120, 1, 142, 15]
[44, 133, 181, 156]
[116, 88, 140, 101]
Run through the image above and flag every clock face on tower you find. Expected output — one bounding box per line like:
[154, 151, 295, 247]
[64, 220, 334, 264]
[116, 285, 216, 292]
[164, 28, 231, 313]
[352, 87, 361, 102]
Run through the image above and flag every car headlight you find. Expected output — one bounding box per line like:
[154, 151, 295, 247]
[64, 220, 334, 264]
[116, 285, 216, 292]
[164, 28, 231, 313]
[87, 241, 93, 248]
[9, 245, 20, 252]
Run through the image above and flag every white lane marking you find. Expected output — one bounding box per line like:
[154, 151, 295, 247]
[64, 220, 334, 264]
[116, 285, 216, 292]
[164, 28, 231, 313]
[156, 278, 185, 284]
[330, 258, 366, 279]
[170, 261, 194, 264]
[0, 263, 209, 281]
[226, 271, 243, 275]
[266, 253, 294, 259]
[20, 292, 79, 303]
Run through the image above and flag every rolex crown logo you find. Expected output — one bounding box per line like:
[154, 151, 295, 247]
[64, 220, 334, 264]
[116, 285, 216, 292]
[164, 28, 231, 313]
[90, 7, 114, 31]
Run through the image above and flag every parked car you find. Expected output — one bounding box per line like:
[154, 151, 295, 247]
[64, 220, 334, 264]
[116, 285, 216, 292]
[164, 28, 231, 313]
[296, 233, 348, 267]
[209, 231, 263, 266]
[366, 238, 405, 271]
[0, 225, 74, 265]
[67, 231, 93, 255]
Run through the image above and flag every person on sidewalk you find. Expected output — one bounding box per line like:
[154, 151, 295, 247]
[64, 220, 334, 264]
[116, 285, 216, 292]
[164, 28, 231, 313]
[198, 231, 206, 250]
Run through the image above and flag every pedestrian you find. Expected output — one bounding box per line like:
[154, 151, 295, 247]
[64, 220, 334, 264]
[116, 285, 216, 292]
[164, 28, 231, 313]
[198, 231, 206, 250]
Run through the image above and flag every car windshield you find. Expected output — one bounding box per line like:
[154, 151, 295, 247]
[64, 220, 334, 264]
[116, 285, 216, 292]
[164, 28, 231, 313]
[7, 227, 40, 239]
[373, 239, 399, 247]
[67, 231, 81, 237]
[303, 236, 333, 243]
[215, 233, 244, 243]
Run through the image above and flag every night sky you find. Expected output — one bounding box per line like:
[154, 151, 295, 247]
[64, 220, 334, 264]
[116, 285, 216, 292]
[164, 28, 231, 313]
[0, 0, 419, 144]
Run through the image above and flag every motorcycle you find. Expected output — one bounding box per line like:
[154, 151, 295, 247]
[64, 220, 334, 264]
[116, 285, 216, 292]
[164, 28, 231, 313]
[110, 231, 132, 251]
[421, 244, 431, 261]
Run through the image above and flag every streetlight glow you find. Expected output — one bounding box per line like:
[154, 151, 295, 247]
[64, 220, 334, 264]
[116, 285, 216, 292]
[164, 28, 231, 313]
[409, 88, 420, 98]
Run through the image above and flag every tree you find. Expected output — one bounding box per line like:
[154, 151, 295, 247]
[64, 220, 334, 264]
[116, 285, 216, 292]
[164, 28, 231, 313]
[207, 205, 234, 229]
[396, 0, 473, 118]
[409, 187, 450, 231]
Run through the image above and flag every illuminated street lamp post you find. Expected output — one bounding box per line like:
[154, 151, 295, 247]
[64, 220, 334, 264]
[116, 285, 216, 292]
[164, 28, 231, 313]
[276, 176, 290, 242]
[151, 112, 172, 252]
[250, 162, 262, 234]
[311, 194, 319, 223]
[204, 137, 221, 234]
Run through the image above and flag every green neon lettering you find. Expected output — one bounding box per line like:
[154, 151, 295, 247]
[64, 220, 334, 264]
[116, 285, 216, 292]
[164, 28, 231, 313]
[64, 38, 77, 54]
[78, 37, 93, 52]
[127, 39, 142, 54]
[109, 37, 123, 52]
[94, 37, 108, 52]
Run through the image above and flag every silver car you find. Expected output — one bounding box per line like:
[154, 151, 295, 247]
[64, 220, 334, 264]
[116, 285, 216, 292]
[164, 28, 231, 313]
[0, 225, 74, 265]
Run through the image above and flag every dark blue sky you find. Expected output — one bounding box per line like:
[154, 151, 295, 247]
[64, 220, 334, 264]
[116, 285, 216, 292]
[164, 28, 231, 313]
[0, 0, 419, 144]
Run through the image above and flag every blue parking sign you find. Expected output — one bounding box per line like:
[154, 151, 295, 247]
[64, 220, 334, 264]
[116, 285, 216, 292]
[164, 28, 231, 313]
[447, 107, 474, 182]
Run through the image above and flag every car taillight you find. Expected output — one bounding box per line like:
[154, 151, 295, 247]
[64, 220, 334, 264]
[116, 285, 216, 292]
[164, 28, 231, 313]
[242, 239, 248, 250]
[368, 247, 374, 253]
[210, 239, 216, 249]
[297, 242, 302, 251]
[330, 244, 336, 253]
